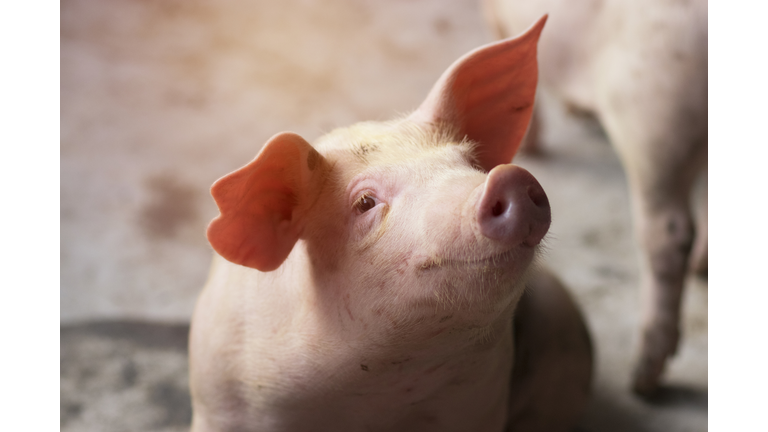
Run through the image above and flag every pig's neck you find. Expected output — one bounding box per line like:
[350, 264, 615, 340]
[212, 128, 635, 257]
[314, 318, 516, 432]
[241, 272, 516, 432]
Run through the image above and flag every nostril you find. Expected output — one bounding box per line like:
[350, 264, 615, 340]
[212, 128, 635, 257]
[528, 185, 548, 208]
[491, 201, 504, 217]
[477, 164, 551, 245]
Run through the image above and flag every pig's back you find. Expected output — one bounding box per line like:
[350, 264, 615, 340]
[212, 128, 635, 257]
[485, 0, 708, 113]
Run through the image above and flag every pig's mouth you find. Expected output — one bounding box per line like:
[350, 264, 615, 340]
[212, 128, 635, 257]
[418, 246, 531, 271]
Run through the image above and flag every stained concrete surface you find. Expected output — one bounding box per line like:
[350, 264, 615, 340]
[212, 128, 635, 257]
[60, 0, 707, 430]
[61, 322, 192, 432]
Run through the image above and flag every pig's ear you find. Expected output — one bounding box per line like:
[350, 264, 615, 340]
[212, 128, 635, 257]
[409, 15, 546, 171]
[206, 132, 325, 272]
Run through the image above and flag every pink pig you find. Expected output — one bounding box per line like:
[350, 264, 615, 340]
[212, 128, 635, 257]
[189, 17, 592, 432]
[483, 0, 708, 395]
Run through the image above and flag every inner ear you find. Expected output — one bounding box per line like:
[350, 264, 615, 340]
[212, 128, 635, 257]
[206, 132, 325, 271]
[409, 15, 547, 171]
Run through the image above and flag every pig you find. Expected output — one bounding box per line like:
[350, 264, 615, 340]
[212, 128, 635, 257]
[482, 0, 708, 396]
[189, 16, 592, 432]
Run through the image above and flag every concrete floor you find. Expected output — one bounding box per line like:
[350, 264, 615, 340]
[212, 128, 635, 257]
[60, 0, 707, 430]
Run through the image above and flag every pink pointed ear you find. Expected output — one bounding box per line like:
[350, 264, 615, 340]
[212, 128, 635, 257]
[409, 15, 547, 171]
[206, 132, 325, 271]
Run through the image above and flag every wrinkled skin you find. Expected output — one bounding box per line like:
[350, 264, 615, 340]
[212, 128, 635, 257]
[483, 0, 708, 396]
[189, 17, 592, 431]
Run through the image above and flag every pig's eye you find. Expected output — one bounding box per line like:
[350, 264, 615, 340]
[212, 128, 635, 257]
[353, 193, 377, 213]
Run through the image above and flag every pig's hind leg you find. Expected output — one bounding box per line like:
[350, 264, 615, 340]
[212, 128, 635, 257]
[595, 49, 707, 396]
[506, 268, 593, 432]
[689, 170, 708, 276]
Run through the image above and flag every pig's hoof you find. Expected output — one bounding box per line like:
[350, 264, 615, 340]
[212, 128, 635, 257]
[631, 325, 680, 398]
[631, 356, 665, 398]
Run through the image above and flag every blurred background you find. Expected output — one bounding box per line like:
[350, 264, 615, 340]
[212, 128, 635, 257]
[60, 0, 707, 430]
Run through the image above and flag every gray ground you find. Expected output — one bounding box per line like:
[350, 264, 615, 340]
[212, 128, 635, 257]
[61, 0, 707, 430]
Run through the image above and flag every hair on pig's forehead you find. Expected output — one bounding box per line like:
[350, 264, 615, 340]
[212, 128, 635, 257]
[314, 119, 480, 168]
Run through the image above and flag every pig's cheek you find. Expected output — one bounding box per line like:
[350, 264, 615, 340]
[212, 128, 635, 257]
[304, 215, 351, 275]
[394, 250, 413, 276]
[350, 204, 390, 246]
[352, 210, 377, 239]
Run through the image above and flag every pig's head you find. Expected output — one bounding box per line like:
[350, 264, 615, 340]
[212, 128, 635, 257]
[206, 17, 549, 355]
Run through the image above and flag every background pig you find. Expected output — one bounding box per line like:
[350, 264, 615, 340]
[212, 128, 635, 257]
[189, 17, 592, 432]
[483, 0, 708, 395]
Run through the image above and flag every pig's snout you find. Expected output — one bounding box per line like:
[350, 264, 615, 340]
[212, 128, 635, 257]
[477, 165, 551, 247]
